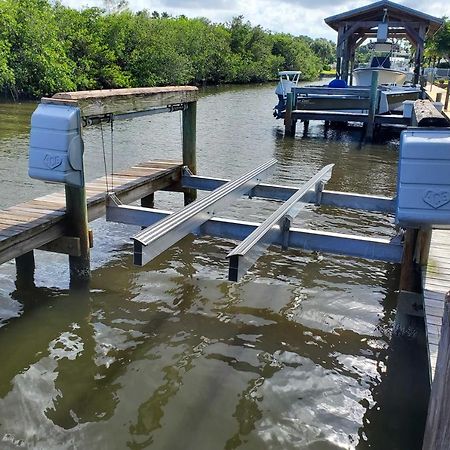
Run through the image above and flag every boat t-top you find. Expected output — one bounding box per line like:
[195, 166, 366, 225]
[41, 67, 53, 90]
[274, 71, 301, 118]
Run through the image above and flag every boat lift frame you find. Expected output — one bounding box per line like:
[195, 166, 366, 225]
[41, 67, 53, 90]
[106, 160, 403, 281]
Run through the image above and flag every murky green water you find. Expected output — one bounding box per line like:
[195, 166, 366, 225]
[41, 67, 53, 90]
[0, 83, 429, 449]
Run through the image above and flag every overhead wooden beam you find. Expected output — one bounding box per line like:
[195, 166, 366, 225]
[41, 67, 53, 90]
[42, 86, 199, 119]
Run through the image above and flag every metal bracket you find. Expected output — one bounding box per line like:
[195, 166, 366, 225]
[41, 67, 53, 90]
[168, 103, 187, 112]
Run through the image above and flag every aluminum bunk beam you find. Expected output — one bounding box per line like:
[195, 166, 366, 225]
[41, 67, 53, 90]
[226, 164, 334, 281]
[132, 159, 276, 266]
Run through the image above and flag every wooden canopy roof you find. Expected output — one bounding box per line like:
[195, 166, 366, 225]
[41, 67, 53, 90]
[325, 0, 443, 37]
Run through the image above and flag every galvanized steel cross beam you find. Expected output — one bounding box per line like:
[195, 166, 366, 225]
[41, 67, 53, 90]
[132, 159, 276, 266]
[227, 164, 334, 281]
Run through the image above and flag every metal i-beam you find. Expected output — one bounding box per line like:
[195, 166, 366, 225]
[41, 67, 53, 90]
[107, 204, 403, 267]
[132, 159, 276, 266]
[181, 173, 395, 213]
[227, 164, 334, 281]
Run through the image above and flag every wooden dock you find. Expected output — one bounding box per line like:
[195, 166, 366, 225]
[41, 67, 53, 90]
[422, 229, 450, 380]
[0, 160, 182, 265]
[425, 83, 450, 121]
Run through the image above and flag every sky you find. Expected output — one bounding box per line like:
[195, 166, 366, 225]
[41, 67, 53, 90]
[61, 0, 449, 40]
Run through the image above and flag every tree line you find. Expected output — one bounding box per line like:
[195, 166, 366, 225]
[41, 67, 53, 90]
[426, 18, 450, 67]
[0, 0, 335, 99]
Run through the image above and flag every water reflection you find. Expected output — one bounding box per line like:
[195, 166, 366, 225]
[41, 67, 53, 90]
[0, 84, 429, 449]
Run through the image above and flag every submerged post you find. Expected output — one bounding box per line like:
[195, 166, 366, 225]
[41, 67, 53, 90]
[65, 183, 91, 288]
[284, 92, 296, 137]
[15, 251, 35, 288]
[182, 101, 197, 205]
[365, 71, 379, 142]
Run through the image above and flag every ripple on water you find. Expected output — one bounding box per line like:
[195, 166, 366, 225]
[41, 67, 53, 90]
[0, 85, 428, 450]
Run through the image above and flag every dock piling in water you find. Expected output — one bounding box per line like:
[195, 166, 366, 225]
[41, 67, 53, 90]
[365, 71, 379, 142]
[65, 184, 91, 288]
[182, 101, 197, 205]
[284, 92, 296, 137]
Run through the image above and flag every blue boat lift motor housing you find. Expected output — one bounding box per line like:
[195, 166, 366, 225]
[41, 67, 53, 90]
[396, 128, 450, 228]
[29, 103, 84, 188]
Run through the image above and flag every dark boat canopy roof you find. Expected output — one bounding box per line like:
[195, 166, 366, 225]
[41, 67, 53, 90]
[325, 0, 443, 37]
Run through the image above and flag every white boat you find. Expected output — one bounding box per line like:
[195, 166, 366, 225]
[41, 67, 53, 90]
[352, 42, 412, 87]
[353, 66, 407, 87]
[274, 71, 301, 118]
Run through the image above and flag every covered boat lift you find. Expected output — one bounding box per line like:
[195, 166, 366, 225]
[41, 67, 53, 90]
[325, 0, 443, 85]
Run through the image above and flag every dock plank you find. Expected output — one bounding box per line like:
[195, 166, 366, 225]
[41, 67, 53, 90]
[423, 229, 450, 381]
[0, 160, 182, 265]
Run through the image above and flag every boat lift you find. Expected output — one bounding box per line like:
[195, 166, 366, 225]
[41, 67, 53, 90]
[106, 160, 403, 282]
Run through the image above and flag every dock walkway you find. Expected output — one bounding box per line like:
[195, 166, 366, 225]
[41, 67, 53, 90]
[425, 83, 450, 121]
[0, 160, 182, 265]
[423, 229, 450, 380]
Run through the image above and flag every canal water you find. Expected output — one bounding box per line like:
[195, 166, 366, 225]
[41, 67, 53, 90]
[0, 83, 429, 449]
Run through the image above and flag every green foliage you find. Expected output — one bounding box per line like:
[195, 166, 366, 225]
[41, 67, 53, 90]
[0, 1, 335, 98]
[426, 18, 450, 64]
[1, 0, 76, 97]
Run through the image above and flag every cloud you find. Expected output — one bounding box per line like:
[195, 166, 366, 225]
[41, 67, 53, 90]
[59, 0, 449, 40]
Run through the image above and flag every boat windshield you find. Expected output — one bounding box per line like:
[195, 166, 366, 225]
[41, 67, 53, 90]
[370, 56, 391, 68]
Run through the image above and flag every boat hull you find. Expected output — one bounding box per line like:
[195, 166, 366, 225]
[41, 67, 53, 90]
[353, 68, 407, 86]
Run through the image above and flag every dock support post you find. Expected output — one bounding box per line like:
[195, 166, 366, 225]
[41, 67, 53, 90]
[15, 251, 35, 288]
[365, 71, 379, 142]
[284, 92, 296, 137]
[422, 294, 450, 450]
[66, 184, 90, 288]
[445, 81, 450, 110]
[141, 194, 154, 209]
[182, 101, 197, 205]
[399, 228, 421, 293]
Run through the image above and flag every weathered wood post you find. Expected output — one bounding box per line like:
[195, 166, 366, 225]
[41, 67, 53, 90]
[422, 292, 450, 450]
[399, 228, 421, 293]
[284, 92, 296, 137]
[15, 251, 35, 288]
[365, 71, 379, 142]
[182, 101, 197, 205]
[435, 92, 442, 103]
[65, 181, 91, 289]
[445, 81, 450, 110]
[412, 100, 450, 127]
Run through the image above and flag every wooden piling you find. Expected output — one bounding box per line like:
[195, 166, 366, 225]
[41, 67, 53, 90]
[141, 194, 154, 209]
[284, 92, 296, 137]
[15, 251, 35, 288]
[445, 81, 450, 110]
[182, 101, 197, 205]
[65, 184, 91, 288]
[422, 293, 450, 450]
[365, 71, 379, 142]
[399, 228, 421, 293]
